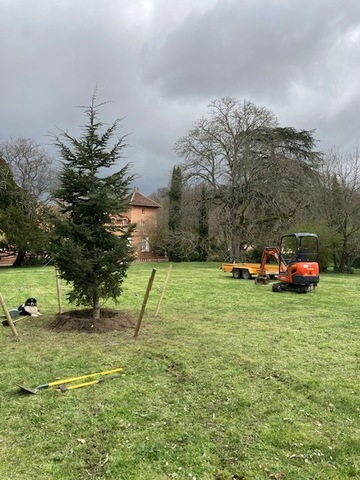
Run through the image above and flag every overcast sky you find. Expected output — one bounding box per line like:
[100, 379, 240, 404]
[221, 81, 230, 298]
[1, 0, 360, 195]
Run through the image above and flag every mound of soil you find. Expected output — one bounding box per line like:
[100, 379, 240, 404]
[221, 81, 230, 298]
[50, 308, 137, 333]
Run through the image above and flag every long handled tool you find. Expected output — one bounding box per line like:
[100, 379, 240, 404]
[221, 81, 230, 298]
[0, 293, 18, 338]
[17, 367, 123, 394]
[56, 374, 124, 393]
[2, 310, 22, 326]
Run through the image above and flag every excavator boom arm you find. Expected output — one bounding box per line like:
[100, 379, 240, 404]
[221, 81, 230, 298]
[258, 247, 286, 276]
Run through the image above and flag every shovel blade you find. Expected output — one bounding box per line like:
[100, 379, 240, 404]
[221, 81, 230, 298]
[255, 275, 270, 285]
[17, 384, 38, 394]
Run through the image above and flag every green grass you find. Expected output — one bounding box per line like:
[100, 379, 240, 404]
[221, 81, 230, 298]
[0, 263, 359, 479]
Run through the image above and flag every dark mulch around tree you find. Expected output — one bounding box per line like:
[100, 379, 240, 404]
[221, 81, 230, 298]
[50, 308, 137, 333]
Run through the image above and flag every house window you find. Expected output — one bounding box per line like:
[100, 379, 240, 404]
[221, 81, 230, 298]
[141, 237, 150, 253]
[113, 215, 128, 227]
[142, 208, 145, 214]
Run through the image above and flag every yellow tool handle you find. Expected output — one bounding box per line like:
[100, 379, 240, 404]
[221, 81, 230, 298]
[47, 367, 123, 387]
[63, 380, 100, 391]
[58, 374, 125, 392]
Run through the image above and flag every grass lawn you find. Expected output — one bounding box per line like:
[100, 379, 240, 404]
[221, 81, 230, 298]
[0, 262, 359, 479]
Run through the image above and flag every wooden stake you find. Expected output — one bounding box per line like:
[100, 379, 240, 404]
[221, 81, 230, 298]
[154, 264, 172, 317]
[0, 293, 19, 338]
[55, 267, 62, 314]
[134, 268, 156, 338]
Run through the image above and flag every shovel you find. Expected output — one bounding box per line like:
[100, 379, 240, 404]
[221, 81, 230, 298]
[2, 309, 21, 326]
[17, 367, 123, 394]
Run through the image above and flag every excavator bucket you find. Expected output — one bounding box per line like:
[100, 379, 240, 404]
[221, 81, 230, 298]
[255, 275, 270, 286]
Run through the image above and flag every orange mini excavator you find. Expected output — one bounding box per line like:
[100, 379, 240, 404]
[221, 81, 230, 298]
[255, 232, 320, 293]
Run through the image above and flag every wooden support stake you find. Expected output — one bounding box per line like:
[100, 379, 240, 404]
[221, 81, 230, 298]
[154, 264, 172, 317]
[55, 267, 62, 314]
[134, 268, 156, 338]
[0, 293, 19, 339]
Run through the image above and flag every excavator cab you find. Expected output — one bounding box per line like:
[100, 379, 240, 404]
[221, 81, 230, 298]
[274, 232, 320, 293]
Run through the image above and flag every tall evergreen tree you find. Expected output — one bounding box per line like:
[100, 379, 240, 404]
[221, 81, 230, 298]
[168, 166, 183, 261]
[50, 93, 134, 321]
[168, 166, 182, 232]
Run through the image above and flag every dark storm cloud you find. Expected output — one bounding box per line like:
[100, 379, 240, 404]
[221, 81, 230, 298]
[142, 0, 360, 101]
[1, 0, 360, 194]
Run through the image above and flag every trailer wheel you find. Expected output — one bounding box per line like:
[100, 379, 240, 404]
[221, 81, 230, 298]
[241, 269, 251, 280]
[232, 269, 241, 279]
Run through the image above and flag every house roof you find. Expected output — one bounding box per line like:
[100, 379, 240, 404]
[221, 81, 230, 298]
[126, 189, 161, 208]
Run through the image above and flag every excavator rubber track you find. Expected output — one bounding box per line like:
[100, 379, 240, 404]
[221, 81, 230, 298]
[272, 282, 316, 293]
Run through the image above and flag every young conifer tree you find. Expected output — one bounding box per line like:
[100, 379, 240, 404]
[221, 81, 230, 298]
[50, 93, 134, 321]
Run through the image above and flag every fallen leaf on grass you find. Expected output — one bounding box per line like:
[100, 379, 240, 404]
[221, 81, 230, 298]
[269, 472, 285, 479]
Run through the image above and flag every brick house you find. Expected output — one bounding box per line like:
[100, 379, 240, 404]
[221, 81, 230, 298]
[111, 188, 167, 262]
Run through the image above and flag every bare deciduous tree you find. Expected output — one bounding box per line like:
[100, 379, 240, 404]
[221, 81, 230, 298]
[175, 97, 321, 260]
[0, 136, 57, 203]
[317, 147, 360, 270]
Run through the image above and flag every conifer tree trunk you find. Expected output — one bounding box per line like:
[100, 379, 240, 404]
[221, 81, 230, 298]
[93, 292, 101, 322]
